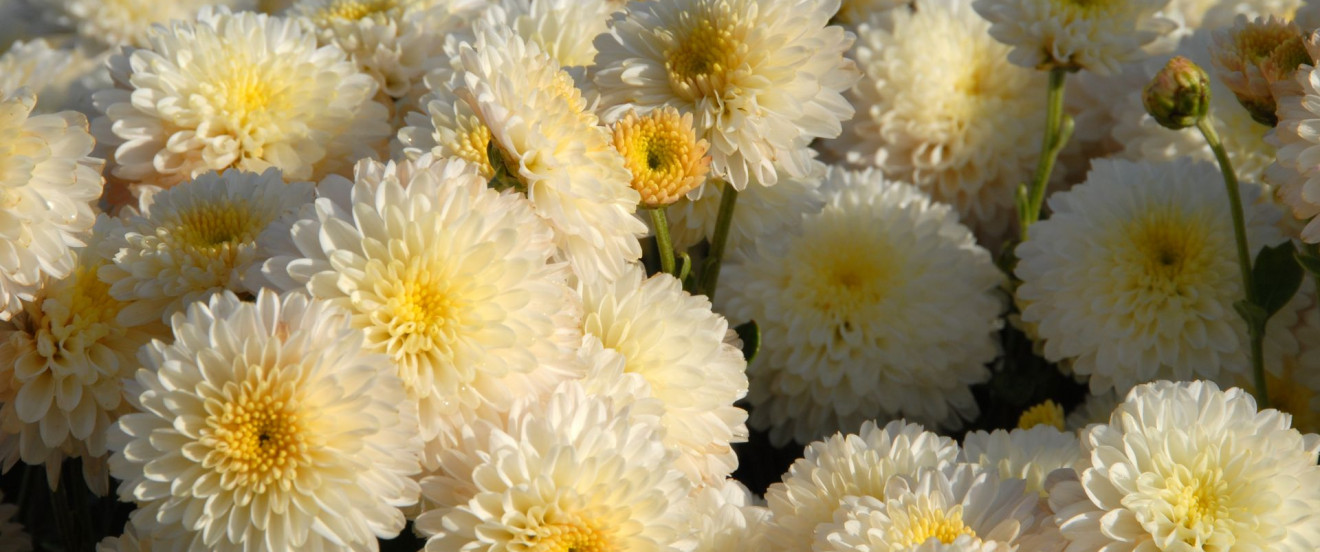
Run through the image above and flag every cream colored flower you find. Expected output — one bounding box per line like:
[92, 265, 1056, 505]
[398, 63, 495, 178]
[0, 39, 109, 116]
[816, 464, 1041, 552]
[764, 420, 960, 552]
[0, 217, 164, 494]
[497, 0, 618, 68]
[259, 155, 582, 443]
[108, 289, 422, 551]
[960, 426, 1080, 497]
[1049, 380, 1320, 551]
[99, 169, 313, 325]
[828, 0, 1045, 241]
[92, 7, 389, 190]
[720, 168, 1002, 444]
[1265, 34, 1320, 241]
[458, 19, 646, 279]
[1016, 158, 1285, 395]
[593, 0, 859, 190]
[41, 0, 254, 47]
[0, 88, 102, 320]
[579, 263, 748, 484]
[688, 479, 773, 551]
[416, 381, 693, 551]
[973, 0, 1174, 74]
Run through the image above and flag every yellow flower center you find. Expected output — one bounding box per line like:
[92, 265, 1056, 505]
[1018, 399, 1066, 430]
[612, 108, 709, 207]
[665, 7, 746, 101]
[455, 124, 495, 180]
[212, 63, 291, 136]
[208, 375, 309, 494]
[1124, 210, 1214, 296]
[528, 520, 614, 552]
[365, 259, 464, 384]
[896, 503, 975, 546]
[1161, 464, 1228, 533]
[171, 200, 265, 252]
[797, 236, 897, 315]
[311, 0, 400, 23]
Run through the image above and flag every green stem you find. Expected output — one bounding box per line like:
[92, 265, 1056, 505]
[1196, 118, 1268, 407]
[50, 472, 86, 552]
[1020, 68, 1073, 240]
[700, 183, 739, 300]
[649, 207, 677, 277]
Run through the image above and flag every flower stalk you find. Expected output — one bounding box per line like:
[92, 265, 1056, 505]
[700, 183, 739, 300]
[1018, 67, 1073, 240]
[649, 207, 677, 276]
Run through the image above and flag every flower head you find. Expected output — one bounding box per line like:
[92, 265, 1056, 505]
[1211, 15, 1308, 126]
[108, 289, 422, 551]
[44, 0, 252, 47]
[612, 107, 711, 208]
[973, 0, 1175, 74]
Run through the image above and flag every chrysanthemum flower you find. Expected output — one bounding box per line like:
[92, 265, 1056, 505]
[259, 155, 582, 443]
[108, 289, 422, 551]
[1050, 380, 1320, 551]
[0, 88, 102, 320]
[1210, 15, 1307, 125]
[398, 65, 494, 177]
[1266, 35, 1320, 241]
[592, 0, 859, 190]
[764, 420, 960, 552]
[827, 0, 1045, 241]
[457, 19, 646, 279]
[612, 107, 710, 208]
[1015, 158, 1285, 395]
[92, 7, 390, 190]
[98, 169, 313, 325]
[720, 169, 1002, 444]
[42, 0, 252, 47]
[497, 0, 618, 68]
[416, 381, 693, 551]
[579, 263, 748, 483]
[816, 464, 1041, 552]
[663, 164, 826, 253]
[973, 0, 1174, 74]
[960, 426, 1080, 497]
[1016, 400, 1066, 430]
[0, 491, 31, 552]
[0, 217, 164, 494]
[0, 39, 109, 116]
[687, 479, 773, 551]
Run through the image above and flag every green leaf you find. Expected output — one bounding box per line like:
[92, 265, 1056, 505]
[734, 320, 760, 364]
[1295, 248, 1320, 278]
[1252, 241, 1303, 319]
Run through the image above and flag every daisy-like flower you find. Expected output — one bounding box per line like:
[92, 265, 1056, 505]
[0, 491, 31, 552]
[579, 263, 748, 483]
[1266, 33, 1320, 241]
[98, 169, 313, 325]
[41, 0, 252, 48]
[416, 381, 693, 551]
[973, 0, 1174, 74]
[960, 426, 1080, 496]
[720, 169, 1002, 444]
[456, 19, 646, 279]
[828, 0, 1045, 241]
[816, 464, 1040, 552]
[398, 64, 494, 177]
[612, 107, 710, 208]
[664, 163, 826, 253]
[108, 289, 422, 551]
[687, 479, 773, 551]
[0, 217, 164, 494]
[0, 88, 102, 320]
[1050, 380, 1320, 551]
[764, 420, 960, 552]
[1015, 158, 1285, 395]
[497, 0, 618, 68]
[0, 39, 109, 116]
[1210, 15, 1307, 126]
[92, 7, 389, 190]
[259, 155, 582, 443]
[592, 0, 859, 190]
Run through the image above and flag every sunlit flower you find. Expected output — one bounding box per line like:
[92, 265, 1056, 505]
[108, 290, 422, 551]
[497, 0, 618, 68]
[720, 168, 1002, 444]
[1050, 380, 1320, 551]
[593, 0, 859, 190]
[688, 479, 773, 551]
[973, 0, 1174, 74]
[612, 107, 710, 208]
[0, 39, 109, 116]
[42, 0, 253, 47]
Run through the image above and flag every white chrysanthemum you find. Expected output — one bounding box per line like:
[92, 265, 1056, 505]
[99, 169, 313, 325]
[1016, 158, 1285, 395]
[289, 0, 468, 100]
[816, 464, 1040, 552]
[687, 479, 773, 551]
[1176, 0, 1303, 34]
[42, 0, 254, 47]
[579, 263, 748, 483]
[973, 0, 1174, 74]
[1266, 49, 1320, 242]
[828, 0, 1045, 241]
[665, 164, 826, 253]
[92, 7, 389, 190]
[108, 289, 422, 551]
[497, 0, 617, 67]
[0, 88, 102, 320]
[764, 420, 960, 552]
[457, 19, 645, 279]
[398, 56, 493, 174]
[592, 0, 859, 190]
[416, 381, 693, 551]
[1050, 380, 1320, 551]
[1112, 33, 1275, 184]
[960, 426, 1080, 497]
[0, 491, 31, 552]
[0, 217, 164, 494]
[720, 169, 1002, 444]
[259, 155, 582, 442]
[0, 39, 109, 116]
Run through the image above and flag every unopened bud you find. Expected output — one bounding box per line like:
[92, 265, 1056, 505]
[1143, 56, 1211, 130]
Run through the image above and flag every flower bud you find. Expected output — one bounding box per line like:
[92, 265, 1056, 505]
[1143, 56, 1211, 130]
